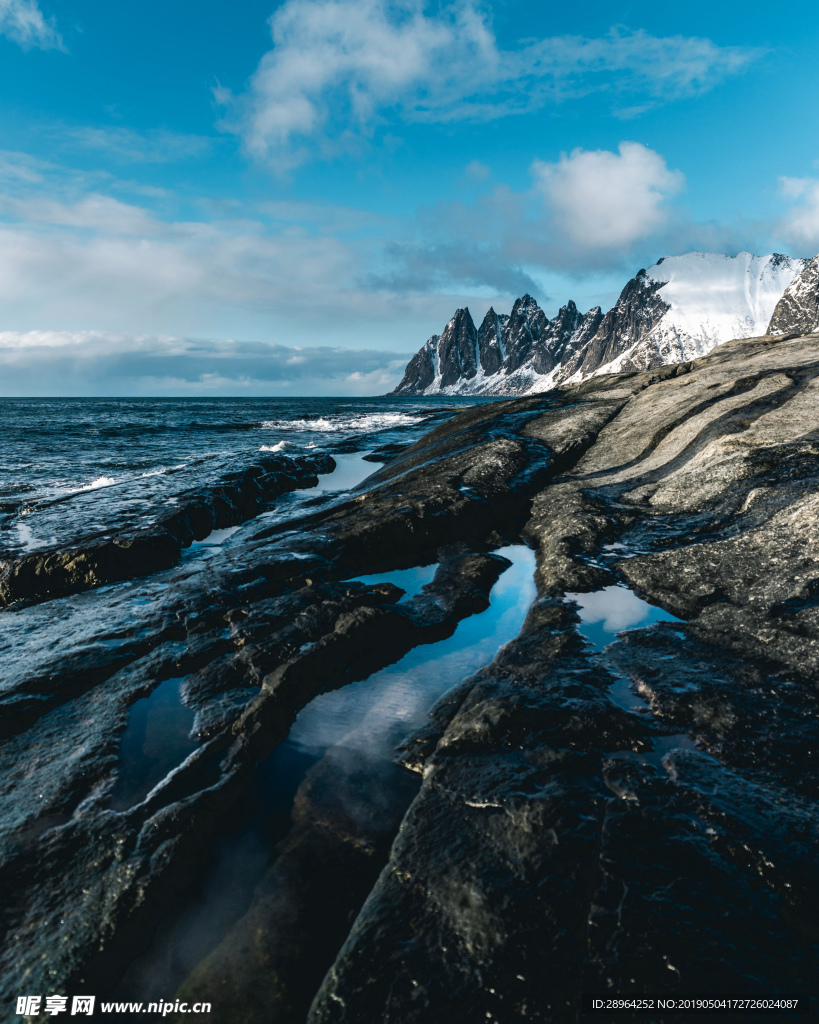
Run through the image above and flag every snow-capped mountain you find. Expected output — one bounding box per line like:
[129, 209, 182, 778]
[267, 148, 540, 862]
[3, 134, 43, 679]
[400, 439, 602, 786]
[767, 255, 819, 336]
[391, 252, 809, 397]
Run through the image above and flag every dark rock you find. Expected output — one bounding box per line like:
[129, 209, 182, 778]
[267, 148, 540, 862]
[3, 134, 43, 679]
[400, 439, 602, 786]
[438, 308, 479, 387]
[528, 300, 579, 372]
[311, 331, 819, 1022]
[478, 308, 507, 375]
[6, 334, 819, 1020]
[503, 294, 552, 373]
[361, 442, 411, 463]
[0, 453, 335, 607]
[563, 269, 671, 378]
[768, 254, 819, 336]
[391, 336, 437, 395]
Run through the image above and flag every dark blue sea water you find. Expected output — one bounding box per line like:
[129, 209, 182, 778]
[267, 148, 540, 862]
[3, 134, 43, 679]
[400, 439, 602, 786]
[0, 395, 502, 696]
[0, 396, 492, 559]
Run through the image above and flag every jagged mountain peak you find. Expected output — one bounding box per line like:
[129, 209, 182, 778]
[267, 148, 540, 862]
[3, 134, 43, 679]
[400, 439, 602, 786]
[391, 250, 813, 398]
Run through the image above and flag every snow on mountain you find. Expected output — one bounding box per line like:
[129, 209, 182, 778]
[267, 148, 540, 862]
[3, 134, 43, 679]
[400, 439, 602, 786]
[590, 252, 807, 379]
[391, 251, 810, 398]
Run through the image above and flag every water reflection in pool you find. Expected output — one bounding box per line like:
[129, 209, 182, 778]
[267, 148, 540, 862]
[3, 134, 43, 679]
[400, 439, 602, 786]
[347, 562, 438, 599]
[109, 677, 197, 811]
[567, 585, 700, 768]
[291, 545, 536, 760]
[300, 453, 381, 494]
[114, 545, 537, 1007]
[566, 584, 682, 651]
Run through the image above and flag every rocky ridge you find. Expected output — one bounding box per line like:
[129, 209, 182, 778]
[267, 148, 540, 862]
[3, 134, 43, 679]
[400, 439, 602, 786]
[0, 451, 335, 607]
[392, 251, 808, 397]
[768, 254, 819, 337]
[2, 330, 819, 1022]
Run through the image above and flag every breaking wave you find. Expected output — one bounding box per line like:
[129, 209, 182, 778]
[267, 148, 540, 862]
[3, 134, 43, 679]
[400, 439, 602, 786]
[260, 413, 425, 433]
[76, 476, 118, 491]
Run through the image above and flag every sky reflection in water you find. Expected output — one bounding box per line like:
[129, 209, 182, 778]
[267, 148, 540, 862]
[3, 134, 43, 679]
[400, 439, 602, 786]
[289, 545, 537, 760]
[566, 584, 682, 651]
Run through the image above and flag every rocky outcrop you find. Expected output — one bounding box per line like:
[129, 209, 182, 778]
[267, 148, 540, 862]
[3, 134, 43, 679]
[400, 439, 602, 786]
[438, 308, 479, 387]
[312, 331, 819, 1021]
[0, 452, 335, 607]
[393, 307, 481, 395]
[392, 251, 809, 396]
[4, 332, 819, 1021]
[477, 308, 507, 375]
[392, 335, 438, 394]
[768, 253, 819, 336]
[565, 270, 670, 378]
[502, 294, 550, 373]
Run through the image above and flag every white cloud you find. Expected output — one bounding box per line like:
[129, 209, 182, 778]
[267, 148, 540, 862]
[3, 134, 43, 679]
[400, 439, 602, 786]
[0, 0, 63, 50]
[0, 193, 160, 234]
[0, 153, 472, 346]
[0, 330, 411, 395]
[221, 0, 760, 168]
[464, 160, 490, 182]
[59, 126, 212, 163]
[778, 177, 819, 251]
[532, 142, 685, 249]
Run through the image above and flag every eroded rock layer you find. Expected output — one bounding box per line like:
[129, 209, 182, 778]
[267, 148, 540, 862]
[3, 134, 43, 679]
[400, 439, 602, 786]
[0, 451, 335, 607]
[2, 332, 819, 1023]
[312, 333, 819, 1022]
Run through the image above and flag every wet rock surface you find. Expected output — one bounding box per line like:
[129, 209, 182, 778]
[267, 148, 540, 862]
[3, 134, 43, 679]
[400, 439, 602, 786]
[0, 399, 569, 1014]
[3, 331, 819, 1022]
[311, 332, 819, 1023]
[0, 452, 336, 607]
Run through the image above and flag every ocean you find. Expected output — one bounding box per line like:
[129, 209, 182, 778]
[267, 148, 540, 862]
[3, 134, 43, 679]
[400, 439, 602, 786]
[0, 395, 506, 722]
[0, 396, 493, 561]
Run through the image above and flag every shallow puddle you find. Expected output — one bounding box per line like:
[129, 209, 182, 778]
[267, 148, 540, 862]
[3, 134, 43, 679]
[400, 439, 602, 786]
[182, 525, 241, 561]
[568, 587, 701, 769]
[301, 453, 380, 494]
[291, 546, 536, 760]
[566, 584, 682, 651]
[114, 545, 537, 1005]
[347, 562, 438, 599]
[109, 677, 198, 811]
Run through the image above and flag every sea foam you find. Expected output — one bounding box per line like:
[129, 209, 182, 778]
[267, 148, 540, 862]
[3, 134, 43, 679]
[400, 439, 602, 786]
[261, 412, 425, 432]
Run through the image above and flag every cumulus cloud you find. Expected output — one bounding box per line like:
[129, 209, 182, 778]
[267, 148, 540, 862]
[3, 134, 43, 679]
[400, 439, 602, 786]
[778, 177, 819, 251]
[373, 143, 694, 292]
[220, 0, 760, 168]
[0, 330, 411, 395]
[0, 0, 63, 49]
[532, 142, 685, 249]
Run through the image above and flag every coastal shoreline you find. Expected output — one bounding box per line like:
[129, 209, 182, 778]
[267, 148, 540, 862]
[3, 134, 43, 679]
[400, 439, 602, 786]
[2, 333, 818, 1021]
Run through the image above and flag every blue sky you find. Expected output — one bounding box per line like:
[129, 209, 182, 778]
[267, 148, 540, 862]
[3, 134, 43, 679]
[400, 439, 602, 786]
[1, 0, 818, 395]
